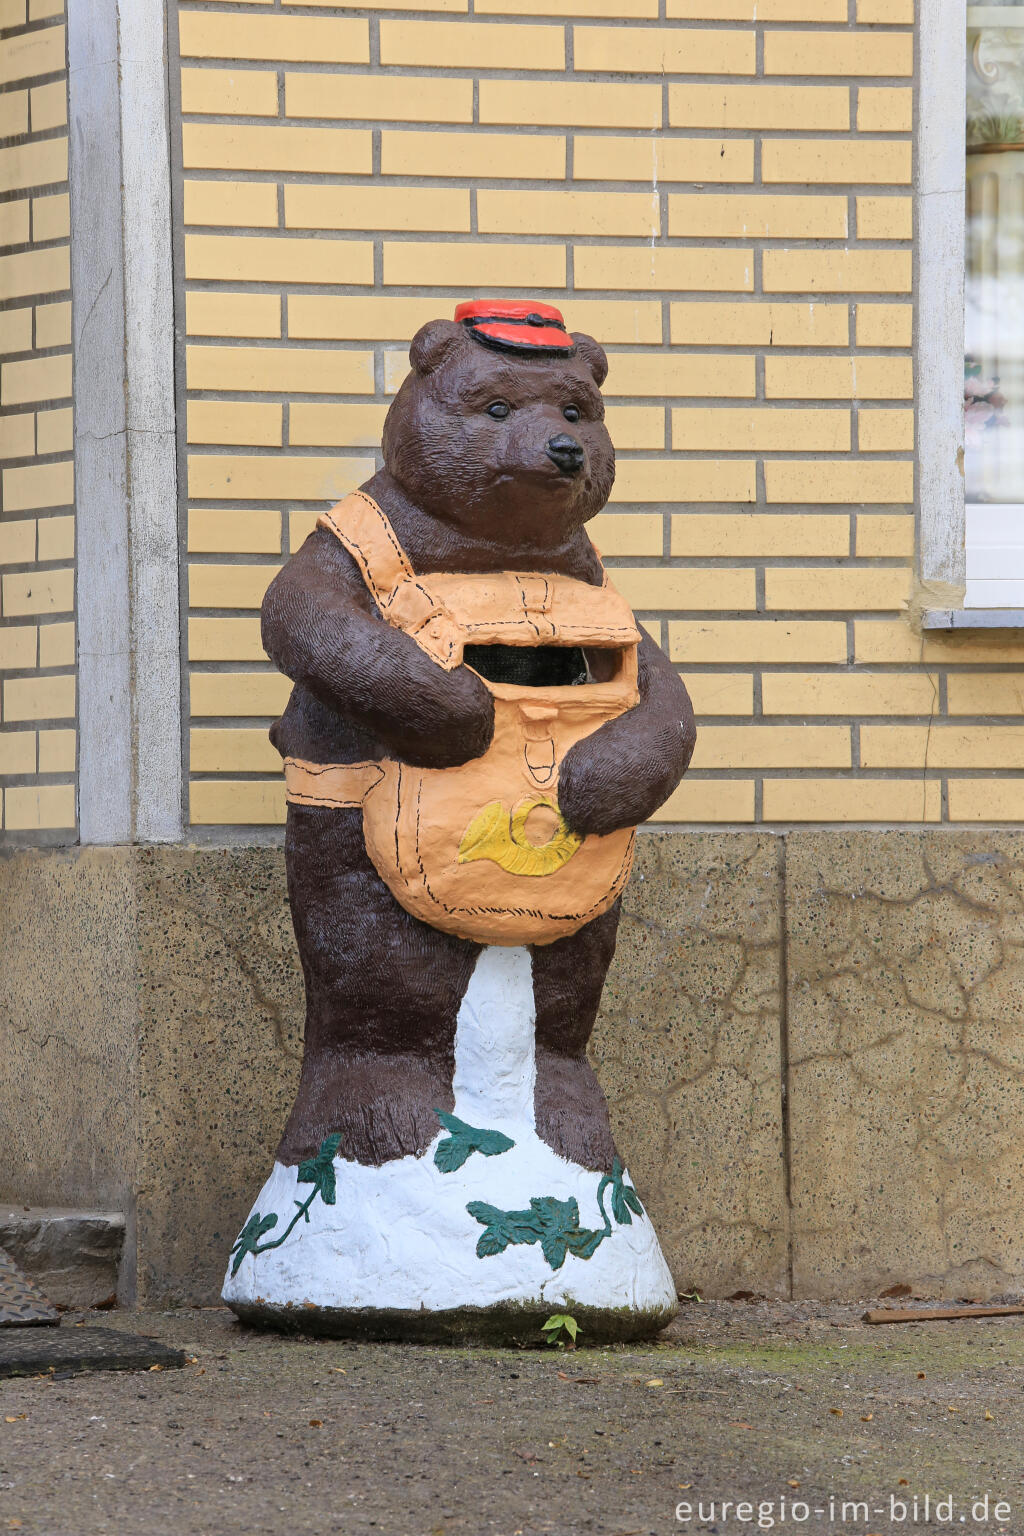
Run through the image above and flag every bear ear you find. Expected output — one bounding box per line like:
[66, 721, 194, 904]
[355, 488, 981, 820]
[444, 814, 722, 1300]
[570, 332, 608, 388]
[409, 319, 466, 377]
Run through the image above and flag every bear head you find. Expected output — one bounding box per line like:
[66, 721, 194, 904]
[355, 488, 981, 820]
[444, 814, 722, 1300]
[380, 311, 615, 552]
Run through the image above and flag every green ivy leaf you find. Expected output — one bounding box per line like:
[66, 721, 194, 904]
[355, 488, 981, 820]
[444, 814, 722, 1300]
[608, 1157, 644, 1226]
[467, 1194, 604, 1272]
[297, 1133, 342, 1207]
[229, 1211, 278, 1276]
[434, 1111, 514, 1173]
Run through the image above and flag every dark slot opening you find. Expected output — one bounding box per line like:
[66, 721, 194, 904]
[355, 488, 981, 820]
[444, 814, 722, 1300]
[463, 644, 588, 688]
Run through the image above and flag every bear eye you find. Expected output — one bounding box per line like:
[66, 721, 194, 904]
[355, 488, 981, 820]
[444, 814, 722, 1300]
[486, 401, 510, 420]
[563, 404, 581, 423]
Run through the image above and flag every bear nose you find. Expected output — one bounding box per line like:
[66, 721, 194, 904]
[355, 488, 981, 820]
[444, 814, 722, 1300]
[546, 433, 585, 476]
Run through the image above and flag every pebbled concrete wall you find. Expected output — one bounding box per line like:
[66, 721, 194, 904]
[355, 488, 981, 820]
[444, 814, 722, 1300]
[2, 831, 1023, 1305]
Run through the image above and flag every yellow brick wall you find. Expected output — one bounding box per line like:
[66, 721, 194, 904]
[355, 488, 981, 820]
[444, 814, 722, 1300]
[177, 1, 1024, 831]
[0, 1, 76, 839]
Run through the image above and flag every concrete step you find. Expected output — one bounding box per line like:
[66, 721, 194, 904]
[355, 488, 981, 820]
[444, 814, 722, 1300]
[0, 1206, 125, 1309]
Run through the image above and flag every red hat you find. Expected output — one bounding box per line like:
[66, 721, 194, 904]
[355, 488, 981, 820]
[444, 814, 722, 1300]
[455, 300, 575, 358]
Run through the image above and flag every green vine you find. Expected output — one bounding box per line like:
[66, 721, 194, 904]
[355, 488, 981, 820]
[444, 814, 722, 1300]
[467, 1158, 644, 1272]
[230, 1133, 341, 1276]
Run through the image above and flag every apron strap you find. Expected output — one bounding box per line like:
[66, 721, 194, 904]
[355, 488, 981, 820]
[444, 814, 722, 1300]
[284, 757, 384, 809]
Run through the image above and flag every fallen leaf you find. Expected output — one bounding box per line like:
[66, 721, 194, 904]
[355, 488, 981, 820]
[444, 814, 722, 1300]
[730, 1421, 753, 1429]
[917, 1372, 926, 1380]
[557, 1371, 570, 1381]
[309, 1419, 322, 1428]
[948, 1405, 958, 1413]
[471, 1399, 494, 1406]
[149, 1364, 163, 1372]
[5, 1415, 26, 1423]
[646, 1379, 663, 1387]
[330, 1367, 346, 1375]
[899, 1479, 909, 1486]
[678, 1484, 693, 1490]
[830, 1408, 844, 1417]
[7, 1520, 23, 1530]
[573, 1376, 600, 1385]
[985, 1411, 994, 1421]
[787, 1480, 800, 1489]
[861, 1413, 874, 1421]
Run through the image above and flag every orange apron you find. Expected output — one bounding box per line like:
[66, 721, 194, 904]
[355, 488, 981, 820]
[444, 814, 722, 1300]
[284, 491, 641, 946]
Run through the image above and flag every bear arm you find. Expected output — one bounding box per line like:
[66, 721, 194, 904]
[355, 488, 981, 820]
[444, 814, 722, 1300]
[261, 535, 495, 769]
[558, 632, 696, 837]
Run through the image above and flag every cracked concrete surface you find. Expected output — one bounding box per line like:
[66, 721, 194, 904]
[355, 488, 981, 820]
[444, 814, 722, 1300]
[3, 833, 1024, 1306]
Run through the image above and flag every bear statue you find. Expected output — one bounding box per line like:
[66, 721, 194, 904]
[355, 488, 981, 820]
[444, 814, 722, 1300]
[221, 300, 696, 1342]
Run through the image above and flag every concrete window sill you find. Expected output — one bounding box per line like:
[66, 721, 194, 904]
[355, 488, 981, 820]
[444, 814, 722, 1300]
[921, 609, 1024, 630]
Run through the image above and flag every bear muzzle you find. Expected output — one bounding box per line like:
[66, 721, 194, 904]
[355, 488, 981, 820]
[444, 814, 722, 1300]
[545, 433, 586, 477]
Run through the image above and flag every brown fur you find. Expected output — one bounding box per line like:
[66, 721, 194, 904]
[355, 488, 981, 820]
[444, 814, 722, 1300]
[262, 320, 696, 1169]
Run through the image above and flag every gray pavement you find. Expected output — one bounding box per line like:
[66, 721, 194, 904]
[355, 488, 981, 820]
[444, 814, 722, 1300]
[0, 1300, 1022, 1535]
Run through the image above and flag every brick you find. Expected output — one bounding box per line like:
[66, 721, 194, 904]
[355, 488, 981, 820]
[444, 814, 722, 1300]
[857, 0, 913, 20]
[672, 0, 845, 12]
[290, 403, 389, 447]
[0, 729, 36, 775]
[32, 192, 70, 242]
[3, 460, 73, 512]
[763, 140, 912, 185]
[764, 31, 912, 76]
[38, 728, 75, 772]
[693, 724, 850, 769]
[577, 245, 752, 294]
[0, 200, 30, 249]
[477, 0, 656, 11]
[858, 86, 913, 134]
[0, 413, 34, 460]
[288, 294, 439, 340]
[183, 123, 371, 175]
[858, 409, 914, 452]
[610, 568, 756, 611]
[763, 250, 912, 293]
[189, 617, 266, 661]
[191, 727, 280, 772]
[856, 303, 912, 348]
[184, 180, 279, 229]
[188, 401, 283, 448]
[190, 779, 284, 826]
[187, 455, 373, 503]
[289, 511, 320, 550]
[479, 79, 661, 130]
[673, 407, 850, 453]
[669, 618, 846, 662]
[0, 24, 64, 86]
[1, 244, 67, 301]
[2, 567, 73, 617]
[188, 508, 283, 555]
[1, 353, 71, 407]
[180, 67, 279, 117]
[762, 672, 937, 715]
[0, 625, 36, 669]
[681, 672, 753, 715]
[561, 299, 663, 343]
[3, 672, 74, 722]
[30, 79, 66, 132]
[185, 235, 373, 286]
[186, 292, 281, 339]
[863, 725, 1024, 769]
[179, 13, 368, 63]
[0, 309, 32, 356]
[34, 300, 71, 349]
[671, 301, 848, 347]
[0, 92, 28, 139]
[29, 0, 66, 14]
[574, 25, 754, 74]
[673, 511, 849, 557]
[479, 188, 658, 238]
[765, 460, 913, 504]
[764, 356, 913, 400]
[656, 778, 755, 822]
[590, 511, 662, 555]
[670, 193, 846, 239]
[602, 406, 664, 450]
[947, 675, 1024, 716]
[573, 135, 753, 184]
[286, 183, 470, 233]
[763, 779, 941, 823]
[857, 196, 913, 241]
[186, 345, 374, 394]
[286, 72, 472, 124]
[286, 0, 464, 8]
[381, 130, 565, 180]
[669, 82, 848, 130]
[948, 781, 1024, 823]
[36, 514, 73, 561]
[0, 138, 68, 197]
[190, 671, 291, 717]
[382, 241, 565, 289]
[607, 353, 754, 397]
[0, 521, 35, 565]
[38, 620, 73, 668]
[4, 784, 75, 831]
[612, 459, 756, 503]
[855, 512, 914, 555]
[380, 19, 563, 68]
[189, 565, 277, 611]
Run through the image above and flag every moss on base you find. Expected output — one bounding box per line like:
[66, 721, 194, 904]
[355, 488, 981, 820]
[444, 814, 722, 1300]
[227, 1295, 678, 1346]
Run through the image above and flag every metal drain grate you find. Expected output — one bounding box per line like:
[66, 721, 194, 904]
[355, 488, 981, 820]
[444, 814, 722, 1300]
[0, 1247, 59, 1328]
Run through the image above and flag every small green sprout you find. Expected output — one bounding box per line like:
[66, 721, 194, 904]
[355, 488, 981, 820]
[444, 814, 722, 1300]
[542, 1313, 579, 1349]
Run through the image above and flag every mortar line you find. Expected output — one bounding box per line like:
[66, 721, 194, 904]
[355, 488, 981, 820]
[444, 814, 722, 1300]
[779, 833, 795, 1302]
